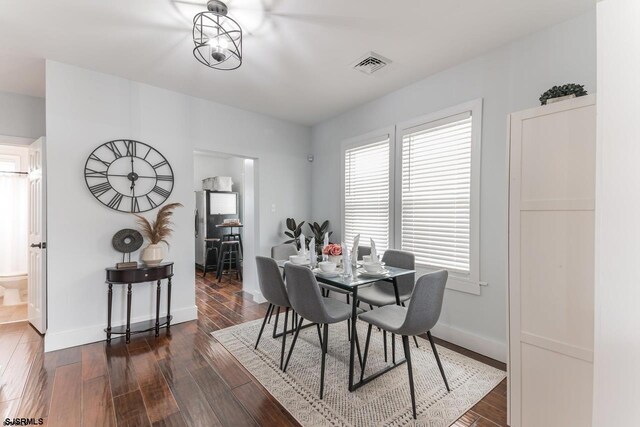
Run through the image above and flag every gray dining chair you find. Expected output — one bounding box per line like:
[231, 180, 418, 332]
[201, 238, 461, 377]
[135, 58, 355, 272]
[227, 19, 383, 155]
[358, 270, 449, 419]
[282, 263, 363, 399]
[271, 243, 298, 260]
[356, 249, 419, 355]
[255, 256, 295, 370]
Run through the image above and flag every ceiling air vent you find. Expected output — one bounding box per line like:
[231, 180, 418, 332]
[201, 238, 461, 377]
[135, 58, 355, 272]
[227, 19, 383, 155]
[352, 52, 391, 75]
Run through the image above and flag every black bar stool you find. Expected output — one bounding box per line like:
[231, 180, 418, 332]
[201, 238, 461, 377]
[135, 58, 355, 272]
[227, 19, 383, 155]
[216, 241, 243, 282]
[222, 231, 243, 253]
[202, 238, 220, 279]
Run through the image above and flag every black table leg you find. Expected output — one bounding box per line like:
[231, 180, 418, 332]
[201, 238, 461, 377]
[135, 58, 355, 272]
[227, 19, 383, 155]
[155, 280, 161, 337]
[348, 287, 358, 391]
[392, 277, 400, 305]
[107, 283, 113, 343]
[167, 276, 172, 330]
[126, 283, 132, 343]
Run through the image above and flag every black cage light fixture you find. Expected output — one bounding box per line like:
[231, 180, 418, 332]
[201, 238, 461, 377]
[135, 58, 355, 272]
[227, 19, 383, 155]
[193, 0, 242, 70]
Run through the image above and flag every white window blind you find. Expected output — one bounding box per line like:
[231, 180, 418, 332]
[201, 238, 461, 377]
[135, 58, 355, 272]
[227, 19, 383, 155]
[344, 137, 390, 251]
[401, 112, 473, 273]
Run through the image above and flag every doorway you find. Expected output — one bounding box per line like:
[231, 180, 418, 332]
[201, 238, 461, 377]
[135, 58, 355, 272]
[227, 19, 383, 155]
[0, 143, 29, 323]
[193, 151, 256, 287]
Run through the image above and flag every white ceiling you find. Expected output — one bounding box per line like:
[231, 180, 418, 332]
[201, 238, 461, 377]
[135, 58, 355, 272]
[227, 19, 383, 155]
[0, 0, 596, 125]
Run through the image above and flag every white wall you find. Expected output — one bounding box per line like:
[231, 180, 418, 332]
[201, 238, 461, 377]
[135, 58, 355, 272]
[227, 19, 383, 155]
[0, 91, 45, 139]
[193, 153, 245, 194]
[593, 0, 640, 424]
[45, 61, 311, 351]
[311, 11, 596, 361]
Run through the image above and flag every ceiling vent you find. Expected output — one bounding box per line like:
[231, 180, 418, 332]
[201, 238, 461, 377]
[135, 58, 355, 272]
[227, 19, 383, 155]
[352, 52, 391, 75]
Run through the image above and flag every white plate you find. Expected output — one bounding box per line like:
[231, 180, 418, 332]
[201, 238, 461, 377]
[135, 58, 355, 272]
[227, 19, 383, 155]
[290, 261, 310, 266]
[313, 268, 340, 278]
[358, 269, 390, 278]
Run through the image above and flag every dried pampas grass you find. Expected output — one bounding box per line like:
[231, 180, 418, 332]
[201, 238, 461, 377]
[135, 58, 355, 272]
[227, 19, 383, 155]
[134, 202, 183, 246]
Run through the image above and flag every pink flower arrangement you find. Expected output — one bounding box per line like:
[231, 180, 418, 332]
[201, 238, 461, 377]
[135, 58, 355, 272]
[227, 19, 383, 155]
[323, 243, 342, 256]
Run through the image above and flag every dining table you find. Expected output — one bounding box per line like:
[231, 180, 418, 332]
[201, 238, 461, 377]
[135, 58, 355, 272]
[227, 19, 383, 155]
[276, 260, 415, 392]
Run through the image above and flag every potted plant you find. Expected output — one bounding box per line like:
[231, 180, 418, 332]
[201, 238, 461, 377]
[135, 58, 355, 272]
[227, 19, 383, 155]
[539, 83, 587, 105]
[308, 220, 332, 254]
[283, 218, 306, 250]
[134, 202, 183, 265]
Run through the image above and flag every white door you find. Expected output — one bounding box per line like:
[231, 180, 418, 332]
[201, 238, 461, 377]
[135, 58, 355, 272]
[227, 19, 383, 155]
[28, 137, 46, 333]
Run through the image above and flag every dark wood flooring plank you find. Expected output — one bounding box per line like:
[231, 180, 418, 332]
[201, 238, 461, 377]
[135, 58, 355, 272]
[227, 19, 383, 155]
[190, 365, 257, 427]
[0, 339, 39, 403]
[469, 399, 507, 426]
[48, 363, 82, 427]
[82, 375, 116, 427]
[128, 344, 180, 423]
[82, 341, 108, 381]
[152, 411, 189, 427]
[157, 359, 224, 427]
[106, 339, 139, 397]
[113, 390, 151, 427]
[232, 380, 298, 427]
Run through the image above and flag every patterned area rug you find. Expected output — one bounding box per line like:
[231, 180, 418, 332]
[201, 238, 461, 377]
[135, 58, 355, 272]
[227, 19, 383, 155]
[212, 319, 505, 426]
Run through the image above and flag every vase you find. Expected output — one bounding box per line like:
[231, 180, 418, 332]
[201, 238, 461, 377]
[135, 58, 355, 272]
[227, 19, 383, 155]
[328, 255, 342, 266]
[141, 243, 164, 266]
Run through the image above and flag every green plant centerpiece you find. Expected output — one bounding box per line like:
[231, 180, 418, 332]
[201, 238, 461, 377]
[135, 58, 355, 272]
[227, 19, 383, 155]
[283, 218, 333, 253]
[283, 218, 306, 250]
[539, 83, 587, 105]
[308, 220, 332, 254]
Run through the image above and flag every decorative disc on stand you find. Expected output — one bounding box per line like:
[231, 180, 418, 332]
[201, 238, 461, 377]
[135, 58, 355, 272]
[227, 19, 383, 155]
[112, 229, 144, 268]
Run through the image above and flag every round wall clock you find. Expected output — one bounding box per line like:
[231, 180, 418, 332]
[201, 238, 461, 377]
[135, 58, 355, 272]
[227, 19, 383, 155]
[84, 139, 174, 213]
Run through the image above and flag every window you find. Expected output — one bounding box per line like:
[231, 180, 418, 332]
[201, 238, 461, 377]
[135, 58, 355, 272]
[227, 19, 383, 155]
[343, 133, 391, 251]
[341, 100, 482, 293]
[400, 112, 473, 273]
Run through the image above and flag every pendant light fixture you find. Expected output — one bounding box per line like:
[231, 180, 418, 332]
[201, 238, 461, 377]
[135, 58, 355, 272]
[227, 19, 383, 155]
[193, 0, 242, 70]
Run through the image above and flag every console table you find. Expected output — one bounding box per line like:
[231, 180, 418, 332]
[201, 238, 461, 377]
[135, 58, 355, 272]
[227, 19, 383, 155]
[105, 262, 174, 343]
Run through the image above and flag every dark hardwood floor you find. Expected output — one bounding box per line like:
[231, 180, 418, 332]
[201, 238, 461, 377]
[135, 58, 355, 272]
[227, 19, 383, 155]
[0, 270, 507, 426]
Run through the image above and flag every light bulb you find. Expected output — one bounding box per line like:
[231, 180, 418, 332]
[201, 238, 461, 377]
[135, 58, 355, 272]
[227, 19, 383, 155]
[207, 35, 228, 50]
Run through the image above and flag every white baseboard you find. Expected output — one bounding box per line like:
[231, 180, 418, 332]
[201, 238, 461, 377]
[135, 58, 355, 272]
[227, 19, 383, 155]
[431, 322, 507, 363]
[43, 305, 198, 352]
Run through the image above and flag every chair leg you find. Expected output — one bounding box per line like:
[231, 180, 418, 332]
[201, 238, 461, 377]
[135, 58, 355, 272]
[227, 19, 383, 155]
[280, 308, 289, 370]
[392, 333, 396, 364]
[360, 324, 373, 381]
[255, 304, 273, 349]
[272, 306, 281, 338]
[326, 290, 331, 298]
[316, 323, 323, 347]
[427, 331, 450, 392]
[347, 319, 351, 341]
[346, 294, 350, 304]
[383, 330, 388, 362]
[320, 323, 329, 399]
[268, 306, 273, 324]
[402, 336, 417, 419]
[283, 317, 304, 372]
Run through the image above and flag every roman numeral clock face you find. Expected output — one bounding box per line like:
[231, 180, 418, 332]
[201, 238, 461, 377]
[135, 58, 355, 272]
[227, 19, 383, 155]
[84, 140, 174, 213]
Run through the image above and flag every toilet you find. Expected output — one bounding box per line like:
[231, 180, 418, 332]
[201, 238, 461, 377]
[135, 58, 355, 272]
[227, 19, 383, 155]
[0, 274, 27, 306]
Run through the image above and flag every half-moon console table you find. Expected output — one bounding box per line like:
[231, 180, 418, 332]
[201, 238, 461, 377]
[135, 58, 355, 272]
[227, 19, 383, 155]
[105, 262, 174, 343]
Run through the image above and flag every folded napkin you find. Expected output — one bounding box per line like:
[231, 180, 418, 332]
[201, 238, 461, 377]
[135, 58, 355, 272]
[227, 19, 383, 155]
[341, 242, 352, 276]
[352, 234, 360, 266]
[323, 232, 329, 261]
[370, 238, 378, 262]
[309, 237, 316, 268]
[299, 233, 306, 254]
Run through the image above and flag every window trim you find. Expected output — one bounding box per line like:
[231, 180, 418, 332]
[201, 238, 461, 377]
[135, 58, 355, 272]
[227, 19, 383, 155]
[340, 126, 395, 250]
[395, 99, 483, 293]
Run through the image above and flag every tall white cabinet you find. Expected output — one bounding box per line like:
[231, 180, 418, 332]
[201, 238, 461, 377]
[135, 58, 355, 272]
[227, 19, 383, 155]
[508, 95, 596, 426]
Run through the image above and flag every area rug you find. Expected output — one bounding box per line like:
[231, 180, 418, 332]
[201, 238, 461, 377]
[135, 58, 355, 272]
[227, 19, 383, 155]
[212, 319, 505, 426]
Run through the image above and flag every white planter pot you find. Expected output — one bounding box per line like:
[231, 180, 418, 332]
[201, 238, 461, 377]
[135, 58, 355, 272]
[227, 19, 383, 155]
[328, 255, 342, 266]
[142, 243, 164, 266]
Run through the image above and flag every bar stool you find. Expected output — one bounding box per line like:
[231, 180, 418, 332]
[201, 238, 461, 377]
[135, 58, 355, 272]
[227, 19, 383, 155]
[202, 238, 220, 278]
[217, 241, 243, 282]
